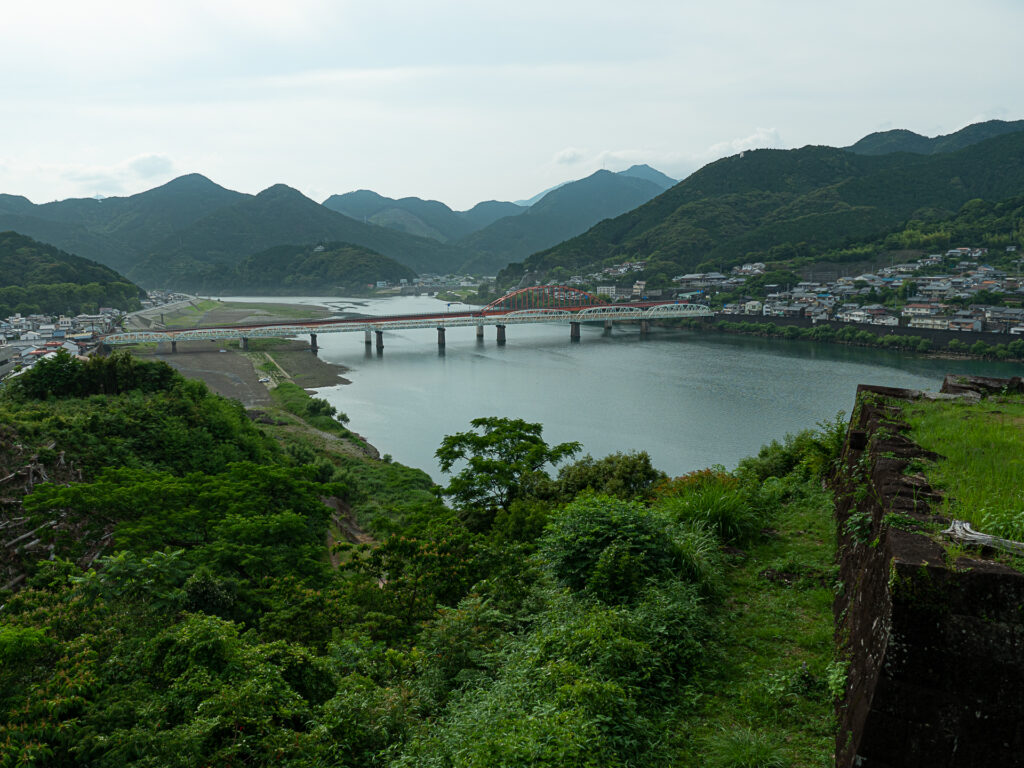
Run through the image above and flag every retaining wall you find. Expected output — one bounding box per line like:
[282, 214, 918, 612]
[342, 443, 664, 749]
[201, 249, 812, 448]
[833, 377, 1024, 767]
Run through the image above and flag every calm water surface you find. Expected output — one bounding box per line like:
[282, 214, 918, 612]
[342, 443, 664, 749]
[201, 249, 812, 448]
[226, 295, 1021, 479]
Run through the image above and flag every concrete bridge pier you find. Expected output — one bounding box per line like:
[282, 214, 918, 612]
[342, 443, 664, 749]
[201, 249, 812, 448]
[570, 322, 581, 341]
[310, 333, 318, 355]
[170, 340, 177, 353]
[364, 330, 372, 346]
[604, 319, 613, 334]
[437, 327, 446, 347]
[476, 324, 484, 341]
[640, 320, 650, 336]
[241, 337, 249, 351]
[496, 325, 506, 345]
[375, 330, 384, 353]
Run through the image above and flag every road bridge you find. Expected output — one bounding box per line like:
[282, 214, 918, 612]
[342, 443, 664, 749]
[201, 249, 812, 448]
[103, 286, 712, 353]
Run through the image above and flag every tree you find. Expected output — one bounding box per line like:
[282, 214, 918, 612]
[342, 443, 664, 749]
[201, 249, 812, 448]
[556, 451, 665, 501]
[435, 417, 580, 528]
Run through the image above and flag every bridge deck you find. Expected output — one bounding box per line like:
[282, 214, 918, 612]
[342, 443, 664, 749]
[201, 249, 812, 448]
[104, 301, 712, 345]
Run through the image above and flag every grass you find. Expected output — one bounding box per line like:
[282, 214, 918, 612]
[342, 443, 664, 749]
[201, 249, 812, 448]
[160, 299, 219, 328]
[676, 480, 837, 768]
[217, 301, 331, 320]
[903, 394, 1024, 538]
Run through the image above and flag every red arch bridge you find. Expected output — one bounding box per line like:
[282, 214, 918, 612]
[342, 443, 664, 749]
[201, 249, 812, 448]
[103, 286, 712, 353]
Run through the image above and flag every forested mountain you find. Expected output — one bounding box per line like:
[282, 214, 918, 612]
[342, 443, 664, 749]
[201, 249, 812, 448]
[847, 119, 1024, 156]
[0, 175, 244, 275]
[458, 170, 668, 275]
[322, 190, 526, 243]
[161, 241, 417, 294]
[322, 165, 675, 274]
[0, 162, 676, 290]
[0, 179, 470, 287]
[617, 163, 677, 190]
[500, 129, 1024, 283]
[0, 231, 143, 316]
[124, 184, 468, 285]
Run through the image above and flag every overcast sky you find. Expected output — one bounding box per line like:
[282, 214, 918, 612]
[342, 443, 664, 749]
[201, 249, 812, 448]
[2, 0, 1021, 210]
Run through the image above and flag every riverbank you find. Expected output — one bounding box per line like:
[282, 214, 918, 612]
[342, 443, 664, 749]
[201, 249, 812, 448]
[123, 300, 351, 406]
[679, 316, 1024, 363]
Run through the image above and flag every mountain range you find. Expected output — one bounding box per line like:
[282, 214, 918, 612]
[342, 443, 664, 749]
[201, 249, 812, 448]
[0, 164, 675, 288]
[501, 121, 1024, 284]
[2, 120, 1022, 294]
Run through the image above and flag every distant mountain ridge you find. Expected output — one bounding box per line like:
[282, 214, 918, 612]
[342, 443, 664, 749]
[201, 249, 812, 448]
[5, 121, 1023, 294]
[128, 183, 472, 285]
[846, 119, 1024, 156]
[0, 162, 676, 287]
[322, 164, 676, 256]
[322, 190, 525, 242]
[458, 169, 669, 274]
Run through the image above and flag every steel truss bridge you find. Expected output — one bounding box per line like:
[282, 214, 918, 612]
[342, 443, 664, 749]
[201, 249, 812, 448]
[103, 286, 712, 349]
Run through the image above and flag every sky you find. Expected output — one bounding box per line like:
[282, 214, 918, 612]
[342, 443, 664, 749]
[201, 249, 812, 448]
[2, 0, 1021, 210]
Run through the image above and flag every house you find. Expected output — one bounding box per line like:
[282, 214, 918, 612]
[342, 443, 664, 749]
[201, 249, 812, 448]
[901, 303, 940, 317]
[908, 317, 951, 331]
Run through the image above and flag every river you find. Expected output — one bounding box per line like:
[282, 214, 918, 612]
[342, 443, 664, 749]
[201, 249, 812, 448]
[226, 295, 1021, 480]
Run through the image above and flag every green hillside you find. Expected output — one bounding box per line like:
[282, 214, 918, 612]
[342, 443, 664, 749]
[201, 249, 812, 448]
[164, 241, 417, 294]
[0, 175, 243, 275]
[128, 184, 469, 286]
[460, 170, 666, 274]
[501, 130, 1024, 284]
[0, 231, 143, 316]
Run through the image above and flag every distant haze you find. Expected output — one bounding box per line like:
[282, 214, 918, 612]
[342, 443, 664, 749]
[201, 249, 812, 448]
[1, 1, 1021, 208]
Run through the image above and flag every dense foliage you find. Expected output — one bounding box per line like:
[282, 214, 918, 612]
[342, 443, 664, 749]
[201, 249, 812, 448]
[0, 356, 843, 766]
[0, 231, 142, 316]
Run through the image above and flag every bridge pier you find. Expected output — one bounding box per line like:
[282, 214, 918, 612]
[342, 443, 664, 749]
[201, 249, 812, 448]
[437, 327, 446, 347]
[375, 330, 384, 352]
[170, 340, 177, 353]
[604, 319, 613, 334]
[496, 325, 506, 345]
[241, 337, 249, 351]
[364, 330, 372, 346]
[310, 333, 318, 355]
[640, 320, 650, 336]
[570, 321, 580, 342]
[476, 324, 484, 340]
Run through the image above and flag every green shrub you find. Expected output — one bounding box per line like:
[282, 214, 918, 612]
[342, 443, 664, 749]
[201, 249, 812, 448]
[540, 495, 716, 602]
[703, 726, 788, 768]
[656, 480, 761, 545]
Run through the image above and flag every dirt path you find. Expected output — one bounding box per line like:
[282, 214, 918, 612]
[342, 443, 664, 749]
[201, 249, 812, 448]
[322, 496, 375, 568]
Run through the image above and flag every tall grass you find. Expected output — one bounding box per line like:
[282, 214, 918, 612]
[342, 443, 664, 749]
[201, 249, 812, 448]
[903, 397, 1024, 539]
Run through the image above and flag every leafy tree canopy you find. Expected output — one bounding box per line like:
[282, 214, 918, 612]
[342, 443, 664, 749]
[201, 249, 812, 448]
[435, 417, 581, 528]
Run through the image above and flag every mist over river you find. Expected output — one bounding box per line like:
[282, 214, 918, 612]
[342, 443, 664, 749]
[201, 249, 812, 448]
[226, 295, 1020, 480]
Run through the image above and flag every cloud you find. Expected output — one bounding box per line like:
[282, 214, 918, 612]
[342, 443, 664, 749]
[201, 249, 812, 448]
[554, 147, 586, 165]
[0, 154, 182, 202]
[700, 127, 784, 159]
[128, 154, 176, 178]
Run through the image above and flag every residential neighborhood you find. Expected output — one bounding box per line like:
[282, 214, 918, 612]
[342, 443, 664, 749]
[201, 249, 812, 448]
[0, 307, 126, 380]
[666, 249, 1024, 334]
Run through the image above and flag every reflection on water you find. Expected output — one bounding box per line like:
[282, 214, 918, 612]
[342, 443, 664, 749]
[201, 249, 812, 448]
[225, 295, 1019, 479]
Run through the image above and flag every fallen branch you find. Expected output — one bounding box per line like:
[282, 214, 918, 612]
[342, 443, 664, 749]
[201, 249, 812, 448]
[942, 519, 1024, 557]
